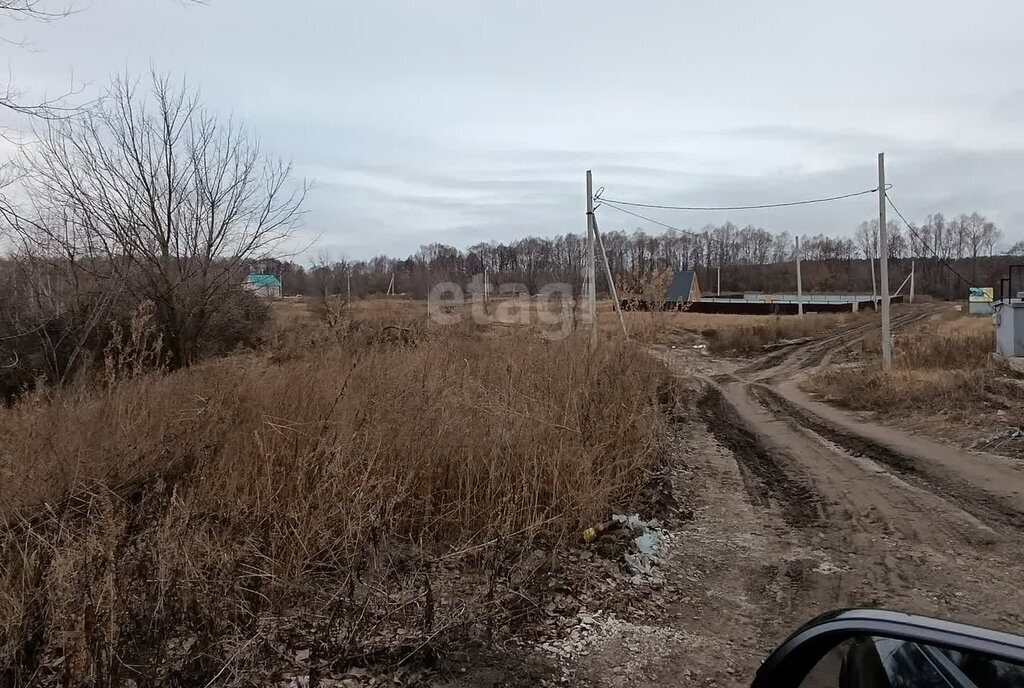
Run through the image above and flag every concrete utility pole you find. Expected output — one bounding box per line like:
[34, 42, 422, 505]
[586, 170, 597, 345]
[796, 236, 804, 317]
[717, 266, 721, 295]
[347, 273, 351, 303]
[910, 260, 915, 304]
[878, 153, 892, 369]
[483, 266, 489, 306]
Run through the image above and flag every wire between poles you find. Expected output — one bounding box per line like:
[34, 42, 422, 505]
[604, 189, 981, 292]
[884, 193, 977, 289]
[596, 184, 891, 211]
[598, 201, 700, 236]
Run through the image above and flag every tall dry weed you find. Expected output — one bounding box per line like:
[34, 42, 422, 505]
[0, 330, 670, 685]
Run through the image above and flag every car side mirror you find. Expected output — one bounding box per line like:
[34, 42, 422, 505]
[752, 609, 1024, 688]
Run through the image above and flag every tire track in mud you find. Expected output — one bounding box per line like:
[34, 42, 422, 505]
[737, 318, 881, 375]
[750, 384, 1024, 531]
[697, 386, 821, 528]
[739, 307, 939, 379]
[795, 309, 937, 372]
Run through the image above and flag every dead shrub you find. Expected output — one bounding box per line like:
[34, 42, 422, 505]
[0, 331, 670, 685]
[197, 288, 271, 358]
[102, 302, 167, 384]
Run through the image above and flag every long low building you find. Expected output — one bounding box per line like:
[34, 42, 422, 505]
[665, 297, 901, 315]
[622, 270, 902, 314]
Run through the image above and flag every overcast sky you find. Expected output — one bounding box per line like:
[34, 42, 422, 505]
[5, 0, 1023, 259]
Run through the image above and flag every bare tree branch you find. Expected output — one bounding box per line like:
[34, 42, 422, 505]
[0, 1, 83, 120]
[14, 71, 306, 367]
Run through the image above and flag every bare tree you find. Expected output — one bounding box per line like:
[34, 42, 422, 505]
[855, 220, 879, 260]
[886, 220, 907, 259]
[17, 72, 307, 366]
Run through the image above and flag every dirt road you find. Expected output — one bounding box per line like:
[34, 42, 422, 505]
[569, 306, 1024, 687]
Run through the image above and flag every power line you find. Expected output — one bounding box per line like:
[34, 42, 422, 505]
[604, 187, 979, 292]
[596, 184, 889, 212]
[885, 193, 976, 288]
[606, 189, 982, 290]
[597, 201, 700, 237]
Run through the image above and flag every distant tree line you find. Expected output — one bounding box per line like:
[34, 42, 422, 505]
[276, 211, 1013, 302]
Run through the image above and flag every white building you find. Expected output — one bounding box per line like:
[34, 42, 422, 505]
[243, 274, 282, 298]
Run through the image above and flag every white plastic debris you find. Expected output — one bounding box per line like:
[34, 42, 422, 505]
[611, 513, 666, 584]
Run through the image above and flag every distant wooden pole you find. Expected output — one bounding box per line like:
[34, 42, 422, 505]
[910, 260, 915, 304]
[796, 236, 804, 317]
[878, 152, 892, 369]
[586, 171, 597, 345]
[593, 215, 628, 339]
[483, 265, 490, 315]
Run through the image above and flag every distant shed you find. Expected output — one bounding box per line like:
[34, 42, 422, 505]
[664, 271, 701, 305]
[244, 273, 283, 298]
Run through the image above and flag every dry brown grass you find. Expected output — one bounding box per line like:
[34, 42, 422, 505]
[699, 312, 863, 354]
[861, 310, 994, 369]
[608, 309, 865, 354]
[807, 312, 1020, 419]
[268, 297, 318, 327]
[0, 322, 671, 685]
[272, 297, 865, 360]
[291, 297, 859, 356]
[806, 367, 1023, 417]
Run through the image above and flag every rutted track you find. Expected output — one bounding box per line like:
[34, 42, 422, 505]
[702, 303, 1024, 618]
[716, 304, 1024, 541]
[680, 304, 1024, 637]
[749, 383, 1024, 530]
[737, 306, 937, 380]
[701, 302, 1024, 553]
[697, 386, 821, 528]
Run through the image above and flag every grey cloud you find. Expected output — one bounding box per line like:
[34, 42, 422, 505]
[296, 142, 1023, 260]
[993, 90, 1024, 125]
[4, 0, 1023, 260]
